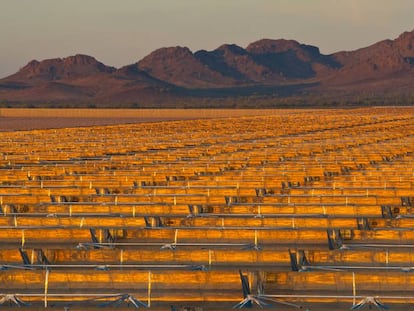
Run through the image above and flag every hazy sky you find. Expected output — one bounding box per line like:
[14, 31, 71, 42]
[1, 0, 414, 78]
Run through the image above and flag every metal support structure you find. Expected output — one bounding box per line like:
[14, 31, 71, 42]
[44, 269, 50, 308]
[147, 271, 152, 308]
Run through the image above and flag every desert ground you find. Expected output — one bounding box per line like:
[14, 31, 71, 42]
[0, 109, 277, 131]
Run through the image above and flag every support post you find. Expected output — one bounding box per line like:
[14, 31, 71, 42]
[352, 272, 356, 306]
[174, 229, 178, 245]
[147, 271, 152, 307]
[44, 269, 50, 308]
[21, 230, 25, 248]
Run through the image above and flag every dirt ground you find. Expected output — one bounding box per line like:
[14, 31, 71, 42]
[0, 117, 186, 131]
[0, 108, 280, 131]
[0, 301, 410, 310]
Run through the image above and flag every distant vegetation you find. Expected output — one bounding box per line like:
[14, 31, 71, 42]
[1, 93, 414, 109]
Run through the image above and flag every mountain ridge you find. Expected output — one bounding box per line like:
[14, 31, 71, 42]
[1, 29, 414, 107]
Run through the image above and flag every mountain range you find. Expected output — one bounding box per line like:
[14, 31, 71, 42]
[1, 30, 414, 107]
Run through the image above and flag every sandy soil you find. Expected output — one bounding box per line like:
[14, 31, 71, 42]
[0, 108, 279, 131]
[0, 117, 186, 131]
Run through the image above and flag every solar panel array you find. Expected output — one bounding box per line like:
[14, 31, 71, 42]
[1, 108, 414, 310]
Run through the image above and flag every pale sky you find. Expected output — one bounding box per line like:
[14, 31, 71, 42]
[1, 0, 413, 78]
